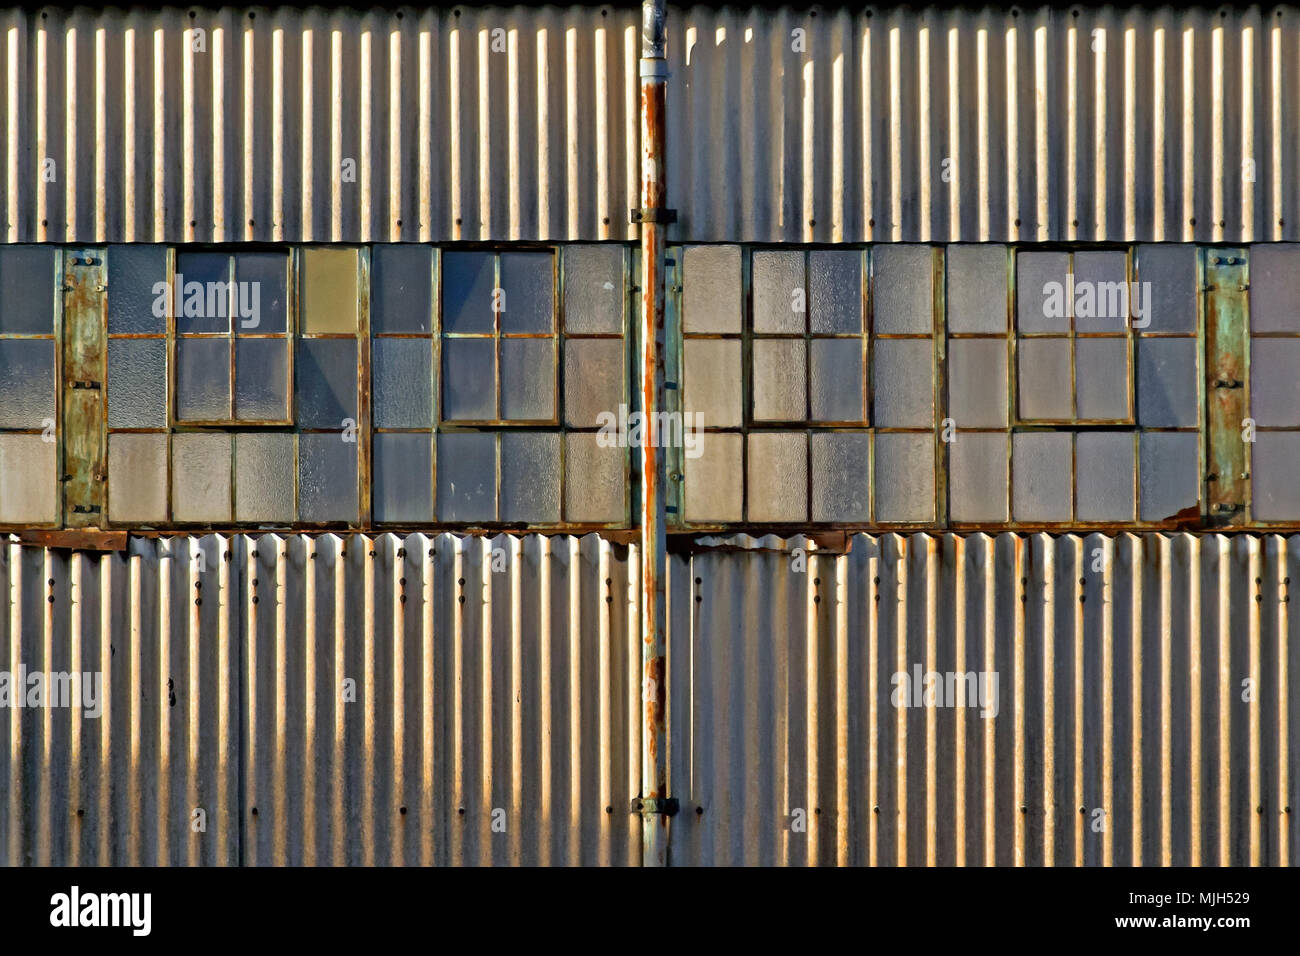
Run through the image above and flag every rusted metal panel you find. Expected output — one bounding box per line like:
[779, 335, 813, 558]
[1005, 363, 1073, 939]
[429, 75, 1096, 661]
[0, 533, 641, 865]
[59, 248, 105, 527]
[0, 5, 640, 244]
[669, 532, 1296, 866]
[667, 5, 1298, 243]
[1205, 249, 1249, 525]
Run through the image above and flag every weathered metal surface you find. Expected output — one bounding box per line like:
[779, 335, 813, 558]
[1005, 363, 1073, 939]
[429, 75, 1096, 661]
[1205, 249, 1249, 526]
[637, 0, 670, 868]
[0, 5, 640, 244]
[669, 532, 1296, 866]
[667, 5, 1299, 243]
[0, 533, 641, 865]
[59, 248, 105, 527]
[2, 529, 1295, 866]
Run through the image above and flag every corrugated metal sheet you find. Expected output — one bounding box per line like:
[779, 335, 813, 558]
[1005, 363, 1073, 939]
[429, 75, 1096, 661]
[5, 529, 1296, 866]
[0, 6, 640, 243]
[669, 5, 1300, 243]
[669, 532, 1297, 866]
[0, 533, 641, 865]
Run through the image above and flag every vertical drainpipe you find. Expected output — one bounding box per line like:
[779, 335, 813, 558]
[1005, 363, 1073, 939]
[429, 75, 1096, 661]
[638, 0, 672, 867]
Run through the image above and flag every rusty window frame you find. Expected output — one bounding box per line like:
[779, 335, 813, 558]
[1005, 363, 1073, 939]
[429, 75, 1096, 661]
[672, 243, 944, 530]
[171, 250, 294, 427]
[1011, 247, 1137, 427]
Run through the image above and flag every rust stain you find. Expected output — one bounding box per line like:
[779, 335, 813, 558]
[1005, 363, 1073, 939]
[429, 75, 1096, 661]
[643, 653, 666, 796]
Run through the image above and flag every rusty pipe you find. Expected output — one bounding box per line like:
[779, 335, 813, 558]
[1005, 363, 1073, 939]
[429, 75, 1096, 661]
[639, 0, 670, 868]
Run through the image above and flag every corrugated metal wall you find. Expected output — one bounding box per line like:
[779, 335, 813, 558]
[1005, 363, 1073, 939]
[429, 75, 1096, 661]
[671, 5, 1299, 242]
[4, 529, 1294, 865]
[7, 5, 1299, 245]
[0, 5, 640, 243]
[669, 533, 1296, 866]
[0, 533, 641, 865]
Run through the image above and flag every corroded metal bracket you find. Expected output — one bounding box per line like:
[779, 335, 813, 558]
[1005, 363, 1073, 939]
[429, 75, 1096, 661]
[633, 797, 679, 816]
[629, 207, 677, 224]
[60, 249, 108, 529]
[1204, 249, 1249, 527]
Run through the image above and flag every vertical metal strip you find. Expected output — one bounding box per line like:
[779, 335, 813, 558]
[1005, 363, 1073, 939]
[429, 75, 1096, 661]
[638, 0, 670, 868]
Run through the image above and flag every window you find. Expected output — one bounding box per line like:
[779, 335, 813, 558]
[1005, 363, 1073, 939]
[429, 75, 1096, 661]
[677, 244, 940, 526]
[0, 247, 59, 525]
[173, 251, 291, 424]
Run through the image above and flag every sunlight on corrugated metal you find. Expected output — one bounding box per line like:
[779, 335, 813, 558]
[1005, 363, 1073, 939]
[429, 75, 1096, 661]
[0, 6, 639, 244]
[0, 533, 640, 865]
[668, 5, 1299, 243]
[669, 533, 1297, 866]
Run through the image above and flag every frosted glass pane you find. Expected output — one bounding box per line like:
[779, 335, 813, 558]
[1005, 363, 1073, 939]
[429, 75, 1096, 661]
[301, 248, 358, 333]
[500, 252, 554, 333]
[874, 433, 935, 522]
[1136, 337, 1197, 427]
[684, 432, 742, 522]
[564, 432, 625, 523]
[235, 337, 289, 421]
[501, 432, 561, 522]
[374, 338, 433, 427]
[1016, 252, 1070, 333]
[565, 337, 623, 427]
[1011, 432, 1072, 522]
[947, 245, 1008, 333]
[948, 339, 1007, 428]
[437, 433, 497, 522]
[374, 432, 433, 523]
[442, 252, 496, 333]
[1076, 432, 1135, 521]
[107, 434, 167, 523]
[442, 338, 496, 420]
[1250, 338, 1300, 426]
[1017, 338, 1072, 420]
[373, 245, 433, 333]
[174, 253, 231, 333]
[1250, 244, 1300, 332]
[501, 338, 555, 421]
[1074, 337, 1130, 421]
[171, 434, 232, 522]
[107, 338, 167, 428]
[873, 245, 933, 333]
[752, 339, 806, 421]
[563, 245, 624, 333]
[0, 435, 57, 523]
[107, 245, 167, 333]
[296, 339, 356, 427]
[298, 433, 358, 522]
[1139, 432, 1199, 521]
[233, 252, 288, 333]
[683, 339, 741, 427]
[810, 338, 864, 422]
[176, 338, 230, 421]
[1073, 251, 1129, 332]
[810, 432, 869, 522]
[950, 432, 1008, 522]
[747, 432, 807, 522]
[0, 247, 56, 333]
[753, 251, 805, 333]
[682, 245, 741, 333]
[1135, 244, 1197, 332]
[0, 339, 56, 428]
[810, 250, 862, 334]
[872, 339, 933, 426]
[1251, 431, 1300, 520]
[235, 433, 295, 521]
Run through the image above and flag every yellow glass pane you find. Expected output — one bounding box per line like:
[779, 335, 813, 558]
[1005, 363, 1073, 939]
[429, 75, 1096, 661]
[301, 248, 359, 333]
